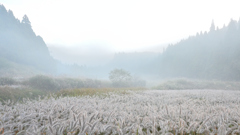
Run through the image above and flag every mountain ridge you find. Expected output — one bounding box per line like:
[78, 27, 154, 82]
[0, 4, 57, 76]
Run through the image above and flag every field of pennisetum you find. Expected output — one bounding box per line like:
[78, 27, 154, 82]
[1, 90, 240, 135]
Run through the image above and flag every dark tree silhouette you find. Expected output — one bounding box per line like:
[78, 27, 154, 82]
[210, 20, 215, 32]
[21, 14, 31, 26]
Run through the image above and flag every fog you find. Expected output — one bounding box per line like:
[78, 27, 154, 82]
[47, 43, 167, 67]
[48, 44, 114, 66]
[1, 1, 240, 85]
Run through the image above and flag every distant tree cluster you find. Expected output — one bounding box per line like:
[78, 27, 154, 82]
[109, 69, 146, 87]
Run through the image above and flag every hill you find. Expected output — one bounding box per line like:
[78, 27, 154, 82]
[155, 19, 240, 80]
[0, 4, 58, 76]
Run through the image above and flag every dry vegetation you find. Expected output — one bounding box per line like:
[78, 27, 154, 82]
[154, 79, 240, 90]
[0, 87, 44, 102]
[1, 90, 240, 135]
[56, 87, 145, 97]
[0, 75, 145, 102]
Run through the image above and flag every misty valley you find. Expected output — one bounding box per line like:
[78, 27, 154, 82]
[1, 3, 240, 135]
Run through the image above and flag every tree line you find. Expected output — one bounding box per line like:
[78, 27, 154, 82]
[154, 19, 240, 80]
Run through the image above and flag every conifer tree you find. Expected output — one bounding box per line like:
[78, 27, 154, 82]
[21, 14, 31, 27]
[210, 20, 215, 32]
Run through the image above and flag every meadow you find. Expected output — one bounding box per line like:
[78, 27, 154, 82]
[1, 90, 240, 135]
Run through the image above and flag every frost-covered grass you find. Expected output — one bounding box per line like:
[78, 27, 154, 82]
[1, 90, 240, 135]
[154, 79, 240, 90]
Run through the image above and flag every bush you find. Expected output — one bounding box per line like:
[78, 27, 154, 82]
[0, 86, 44, 102]
[25, 75, 59, 91]
[0, 77, 17, 85]
[24, 75, 104, 91]
[54, 78, 101, 89]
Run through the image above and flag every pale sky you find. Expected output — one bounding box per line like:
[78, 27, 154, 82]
[1, 0, 240, 52]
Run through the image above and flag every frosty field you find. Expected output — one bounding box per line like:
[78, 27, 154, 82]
[1, 90, 240, 135]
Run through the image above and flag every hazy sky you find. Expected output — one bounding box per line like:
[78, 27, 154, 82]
[1, 0, 240, 52]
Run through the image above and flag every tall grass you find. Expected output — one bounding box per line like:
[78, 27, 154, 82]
[1, 90, 240, 134]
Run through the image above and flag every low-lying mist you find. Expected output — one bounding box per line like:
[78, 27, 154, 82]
[47, 43, 167, 67]
[48, 44, 115, 66]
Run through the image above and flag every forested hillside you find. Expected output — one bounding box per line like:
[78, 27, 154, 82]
[156, 19, 240, 80]
[0, 4, 57, 74]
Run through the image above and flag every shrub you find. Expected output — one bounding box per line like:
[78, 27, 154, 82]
[25, 75, 59, 91]
[0, 86, 44, 102]
[24, 75, 104, 91]
[0, 77, 17, 85]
